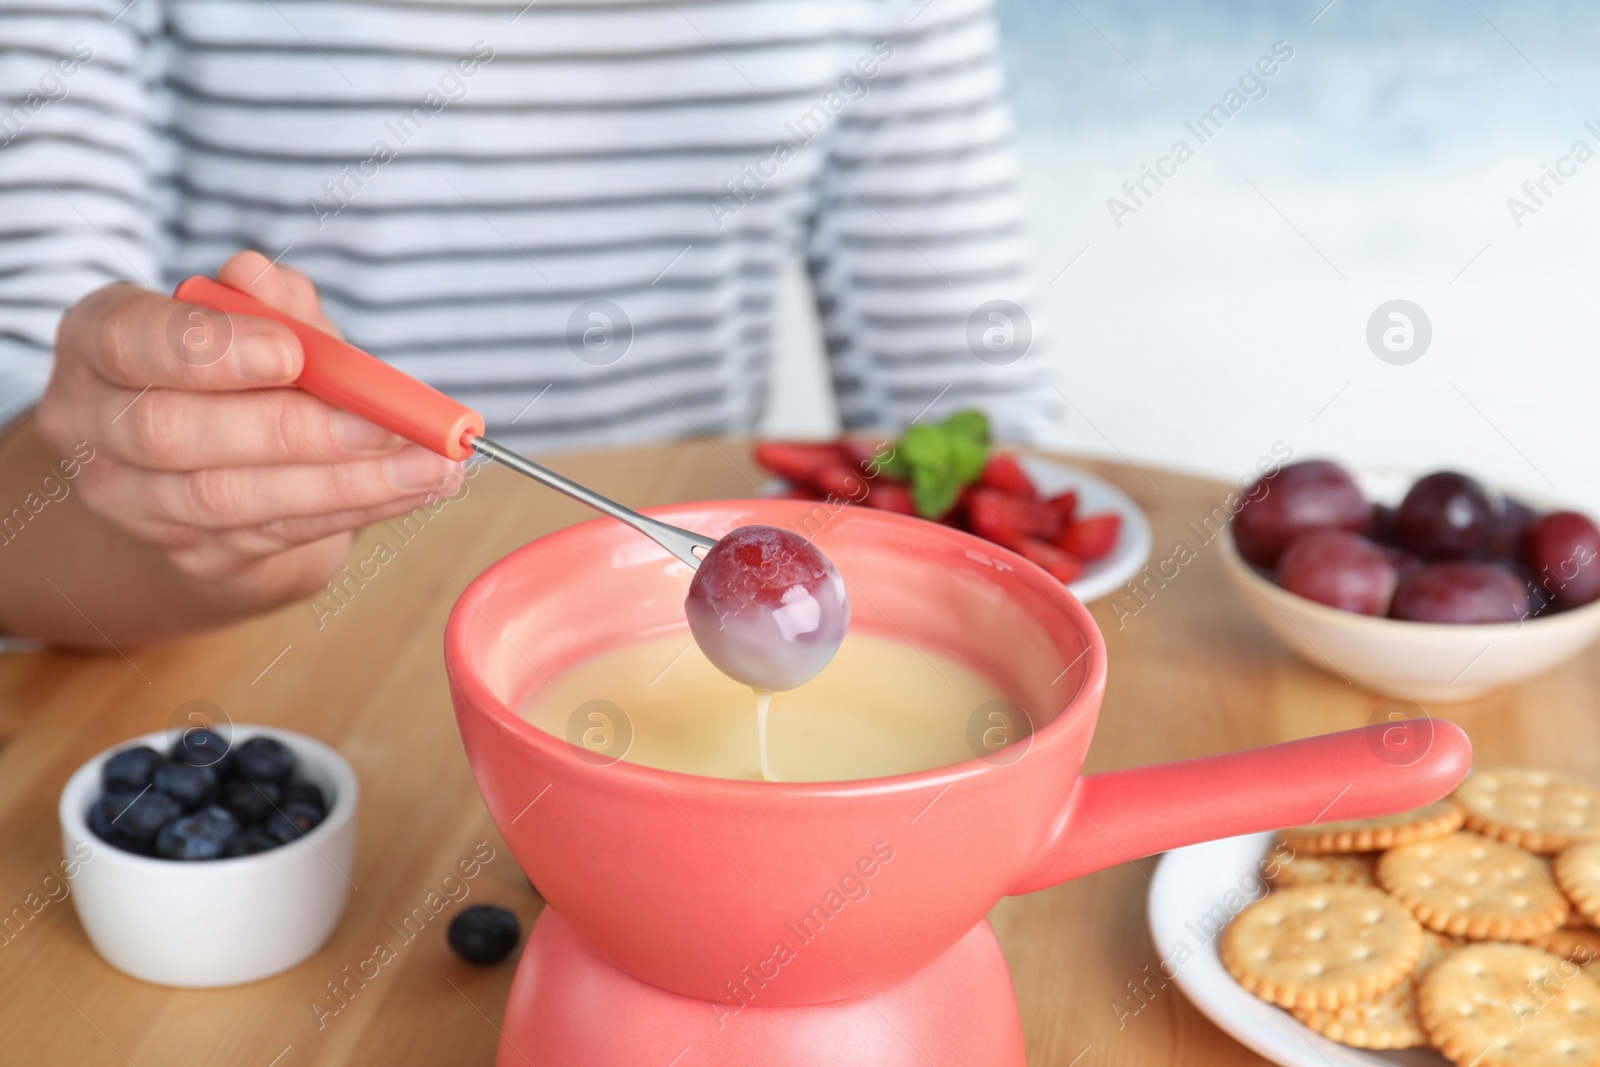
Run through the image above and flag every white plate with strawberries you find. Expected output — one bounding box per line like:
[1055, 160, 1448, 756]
[754, 422, 1151, 605]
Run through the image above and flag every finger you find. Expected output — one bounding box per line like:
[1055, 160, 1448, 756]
[60, 283, 303, 392]
[217, 251, 343, 337]
[96, 384, 401, 470]
[199, 491, 451, 560]
[166, 531, 357, 601]
[81, 446, 464, 531]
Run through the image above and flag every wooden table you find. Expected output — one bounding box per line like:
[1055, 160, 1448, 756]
[2, 441, 1597, 1066]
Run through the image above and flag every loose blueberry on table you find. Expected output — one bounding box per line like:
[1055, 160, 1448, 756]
[447, 905, 521, 966]
[86, 733, 329, 860]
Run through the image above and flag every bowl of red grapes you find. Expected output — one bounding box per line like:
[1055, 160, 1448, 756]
[1223, 460, 1600, 701]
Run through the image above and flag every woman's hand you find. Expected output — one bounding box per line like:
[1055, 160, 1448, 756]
[25, 250, 461, 636]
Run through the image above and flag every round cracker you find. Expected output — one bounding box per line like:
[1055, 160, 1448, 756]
[1220, 884, 1423, 1011]
[1280, 799, 1465, 854]
[1456, 768, 1600, 855]
[1418, 942, 1600, 1067]
[1531, 850, 1598, 930]
[1556, 844, 1600, 930]
[1420, 929, 1466, 972]
[1377, 831, 1569, 941]
[1267, 848, 1376, 889]
[1292, 931, 1457, 1049]
[1523, 850, 1592, 928]
[1292, 975, 1427, 1049]
[1540, 928, 1600, 969]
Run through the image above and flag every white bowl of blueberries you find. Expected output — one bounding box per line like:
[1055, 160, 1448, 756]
[1222, 461, 1600, 702]
[59, 724, 357, 987]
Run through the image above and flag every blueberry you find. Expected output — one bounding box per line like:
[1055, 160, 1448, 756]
[284, 781, 325, 813]
[170, 727, 232, 772]
[264, 802, 324, 845]
[447, 905, 520, 966]
[219, 778, 282, 825]
[87, 791, 138, 848]
[221, 828, 278, 857]
[152, 760, 218, 810]
[114, 789, 184, 847]
[234, 737, 295, 785]
[155, 806, 238, 860]
[102, 746, 163, 793]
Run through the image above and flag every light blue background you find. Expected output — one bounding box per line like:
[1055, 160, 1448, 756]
[991, 0, 1598, 507]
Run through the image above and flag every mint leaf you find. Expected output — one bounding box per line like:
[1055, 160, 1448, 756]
[897, 423, 950, 469]
[940, 409, 991, 445]
[889, 410, 993, 518]
[911, 466, 963, 519]
[874, 447, 912, 482]
[948, 433, 988, 484]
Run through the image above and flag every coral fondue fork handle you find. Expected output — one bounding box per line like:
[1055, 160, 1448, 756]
[171, 276, 716, 570]
[173, 276, 483, 460]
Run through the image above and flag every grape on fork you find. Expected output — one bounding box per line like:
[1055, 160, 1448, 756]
[683, 525, 851, 693]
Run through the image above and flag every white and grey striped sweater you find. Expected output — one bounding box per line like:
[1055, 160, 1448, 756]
[0, 0, 1057, 452]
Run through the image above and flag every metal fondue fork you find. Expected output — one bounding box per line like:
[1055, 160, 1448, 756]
[464, 436, 716, 569]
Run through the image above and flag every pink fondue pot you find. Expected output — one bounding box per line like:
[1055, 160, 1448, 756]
[444, 499, 1470, 1067]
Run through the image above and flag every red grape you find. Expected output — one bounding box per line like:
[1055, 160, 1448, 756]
[1489, 496, 1540, 560]
[1513, 564, 1556, 618]
[1366, 503, 1402, 547]
[1276, 531, 1398, 615]
[1376, 544, 1425, 586]
[684, 525, 851, 690]
[1389, 561, 1528, 624]
[1521, 511, 1600, 610]
[1233, 461, 1371, 568]
[1395, 472, 1494, 559]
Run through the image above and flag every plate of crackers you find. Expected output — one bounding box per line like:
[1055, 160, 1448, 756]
[1149, 767, 1600, 1066]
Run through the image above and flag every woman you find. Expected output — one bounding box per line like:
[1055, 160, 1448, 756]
[0, 0, 1053, 644]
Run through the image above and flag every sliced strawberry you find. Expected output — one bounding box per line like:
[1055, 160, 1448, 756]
[978, 454, 1037, 497]
[967, 488, 1058, 547]
[945, 487, 979, 528]
[754, 441, 847, 487]
[838, 438, 873, 472]
[1045, 490, 1079, 527]
[1012, 537, 1085, 584]
[940, 489, 979, 531]
[862, 480, 916, 515]
[838, 438, 893, 476]
[1056, 513, 1122, 562]
[812, 464, 870, 502]
[966, 489, 1030, 546]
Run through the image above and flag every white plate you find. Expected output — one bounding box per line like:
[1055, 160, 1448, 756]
[762, 455, 1152, 605]
[1148, 833, 1447, 1067]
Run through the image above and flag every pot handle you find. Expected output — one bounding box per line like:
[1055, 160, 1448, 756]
[1008, 719, 1471, 896]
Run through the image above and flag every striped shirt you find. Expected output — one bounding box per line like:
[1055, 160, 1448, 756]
[0, 0, 1057, 452]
